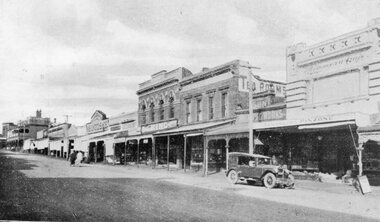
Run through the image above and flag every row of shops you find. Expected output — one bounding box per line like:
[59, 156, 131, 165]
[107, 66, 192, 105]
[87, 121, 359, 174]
[4, 19, 380, 186]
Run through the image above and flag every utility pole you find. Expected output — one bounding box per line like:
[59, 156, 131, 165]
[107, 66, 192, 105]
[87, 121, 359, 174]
[241, 64, 260, 154]
[63, 115, 72, 123]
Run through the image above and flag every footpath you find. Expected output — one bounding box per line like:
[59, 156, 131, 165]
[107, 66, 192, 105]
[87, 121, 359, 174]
[6, 151, 380, 220]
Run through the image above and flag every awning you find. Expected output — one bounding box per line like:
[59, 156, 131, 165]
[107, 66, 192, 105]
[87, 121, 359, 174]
[89, 132, 117, 142]
[124, 134, 153, 142]
[205, 122, 249, 136]
[298, 121, 356, 130]
[153, 119, 234, 137]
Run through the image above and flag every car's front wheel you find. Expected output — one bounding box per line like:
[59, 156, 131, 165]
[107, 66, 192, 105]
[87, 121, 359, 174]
[227, 170, 239, 184]
[263, 173, 276, 189]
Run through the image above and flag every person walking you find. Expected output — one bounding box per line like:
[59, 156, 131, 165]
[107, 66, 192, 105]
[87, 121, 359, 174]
[69, 150, 77, 167]
[75, 151, 83, 167]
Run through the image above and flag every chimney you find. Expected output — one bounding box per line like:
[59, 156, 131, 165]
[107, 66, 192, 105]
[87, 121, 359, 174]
[54, 118, 56, 124]
[36, 109, 42, 118]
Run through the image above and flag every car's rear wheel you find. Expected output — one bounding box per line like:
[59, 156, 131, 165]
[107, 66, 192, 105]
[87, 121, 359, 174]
[228, 170, 239, 184]
[263, 173, 276, 189]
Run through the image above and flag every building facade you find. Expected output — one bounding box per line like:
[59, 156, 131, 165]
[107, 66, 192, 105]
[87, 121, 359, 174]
[246, 18, 380, 182]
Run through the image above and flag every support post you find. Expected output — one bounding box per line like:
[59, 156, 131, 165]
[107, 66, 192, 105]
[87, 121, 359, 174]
[124, 139, 127, 165]
[248, 71, 254, 154]
[152, 137, 156, 169]
[167, 136, 170, 171]
[184, 135, 187, 172]
[358, 144, 364, 176]
[204, 137, 208, 177]
[137, 139, 140, 167]
[225, 136, 230, 171]
[94, 143, 97, 163]
[112, 143, 115, 165]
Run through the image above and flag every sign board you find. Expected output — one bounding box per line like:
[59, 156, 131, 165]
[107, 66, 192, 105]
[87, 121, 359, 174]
[358, 175, 371, 194]
[141, 119, 178, 133]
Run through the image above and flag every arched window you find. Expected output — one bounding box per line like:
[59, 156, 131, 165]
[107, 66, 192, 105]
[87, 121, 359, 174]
[150, 102, 155, 122]
[159, 100, 164, 120]
[141, 103, 146, 124]
[169, 97, 175, 119]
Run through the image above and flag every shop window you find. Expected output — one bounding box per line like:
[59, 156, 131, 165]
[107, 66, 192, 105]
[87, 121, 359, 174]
[221, 92, 227, 118]
[186, 100, 191, 124]
[150, 103, 155, 123]
[191, 136, 203, 164]
[159, 100, 164, 121]
[169, 97, 175, 118]
[209, 96, 214, 120]
[196, 98, 202, 122]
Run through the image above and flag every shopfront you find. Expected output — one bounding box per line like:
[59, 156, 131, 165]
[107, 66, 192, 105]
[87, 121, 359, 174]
[85, 110, 110, 163]
[153, 120, 233, 171]
[205, 122, 264, 175]
[357, 124, 380, 185]
[250, 113, 369, 175]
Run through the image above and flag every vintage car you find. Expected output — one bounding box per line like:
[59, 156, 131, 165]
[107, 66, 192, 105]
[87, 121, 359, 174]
[226, 152, 294, 189]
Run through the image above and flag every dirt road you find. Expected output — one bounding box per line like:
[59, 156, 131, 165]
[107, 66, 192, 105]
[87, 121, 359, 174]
[0, 150, 378, 221]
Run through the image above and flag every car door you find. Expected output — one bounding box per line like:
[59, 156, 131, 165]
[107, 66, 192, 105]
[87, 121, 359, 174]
[237, 156, 251, 177]
[249, 157, 264, 179]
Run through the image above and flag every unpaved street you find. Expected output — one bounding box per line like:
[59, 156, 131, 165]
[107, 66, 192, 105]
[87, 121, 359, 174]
[0, 150, 378, 222]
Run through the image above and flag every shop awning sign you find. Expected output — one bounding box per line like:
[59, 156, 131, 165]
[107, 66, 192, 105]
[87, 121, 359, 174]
[141, 119, 178, 133]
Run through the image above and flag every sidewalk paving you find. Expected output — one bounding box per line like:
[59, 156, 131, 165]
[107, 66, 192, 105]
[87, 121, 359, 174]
[6, 151, 380, 220]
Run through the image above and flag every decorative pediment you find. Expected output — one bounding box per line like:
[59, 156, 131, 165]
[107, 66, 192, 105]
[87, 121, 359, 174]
[91, 110, 107, 122]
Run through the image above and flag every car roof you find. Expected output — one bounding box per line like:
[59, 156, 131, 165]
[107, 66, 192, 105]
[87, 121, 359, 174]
[228, 152, 270, 159]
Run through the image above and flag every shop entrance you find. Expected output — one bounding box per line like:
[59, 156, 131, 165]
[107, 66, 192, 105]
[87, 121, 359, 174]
[88, 141, 105, 163]
[187, 135, 203, 171]
[126, 140, 138, 163]
[155, 135, 184, 169]
[114, 142, 126, 165]
[207, 139, 226, 173]
[138, 138, 152, 164]
[96, 141, 105, 162]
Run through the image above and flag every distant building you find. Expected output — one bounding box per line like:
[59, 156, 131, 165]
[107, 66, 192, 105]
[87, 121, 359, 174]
[2, 122, 16, 139]
[6, 110, 50, 151]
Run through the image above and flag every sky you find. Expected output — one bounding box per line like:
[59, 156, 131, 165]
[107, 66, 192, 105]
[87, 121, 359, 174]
[1, 0, 380, 131]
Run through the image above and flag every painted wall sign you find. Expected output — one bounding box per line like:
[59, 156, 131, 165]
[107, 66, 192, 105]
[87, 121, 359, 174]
[86, 120, 109, 134]
[302, 52, 366, 76]
[110, 125, 121, 132]
[253, 109, 286, 122]
[86, 111, 109, 134]
[141, 119, 178, 133]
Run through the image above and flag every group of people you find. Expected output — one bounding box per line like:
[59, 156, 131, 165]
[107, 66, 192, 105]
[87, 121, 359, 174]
[69, 150, 83, 167]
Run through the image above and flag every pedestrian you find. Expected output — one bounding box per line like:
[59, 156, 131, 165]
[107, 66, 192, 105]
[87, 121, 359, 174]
[75, 151, 83, 167]
[69, 150, 77, 167]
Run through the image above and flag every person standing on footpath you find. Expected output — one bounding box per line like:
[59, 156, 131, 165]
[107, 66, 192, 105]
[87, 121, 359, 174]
[69, 150, 77, 167]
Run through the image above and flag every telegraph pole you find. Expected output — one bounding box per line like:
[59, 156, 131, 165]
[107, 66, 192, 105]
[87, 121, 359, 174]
[242, 64, 260, 154]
